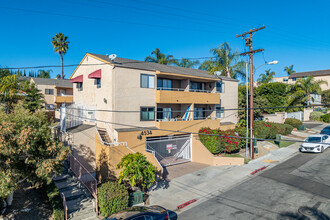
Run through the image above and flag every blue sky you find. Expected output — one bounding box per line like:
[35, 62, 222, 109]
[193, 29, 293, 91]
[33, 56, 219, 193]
[0, 0, 329, 80]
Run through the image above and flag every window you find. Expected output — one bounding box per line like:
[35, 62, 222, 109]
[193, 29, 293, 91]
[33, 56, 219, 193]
[190, 81, 206, 92]
[216, 105, 224, 118]
[283, 78, 288, 82]
[194, 107, 206, 120]
[157, 107, 172, 121]
[216, 82, 224, 93]
[45, 89, 54, 95]
[76, 82, 83, 91]
[45, 104, 55, 110]
[95, 78, 101, 88]
[141, 107, 155, 121]
[292, 78, 297, 82]
[141, 74, 155, 88]
[157, 78, 173, 90]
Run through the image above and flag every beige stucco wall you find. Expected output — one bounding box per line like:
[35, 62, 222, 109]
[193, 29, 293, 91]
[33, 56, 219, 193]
[34, 83, 56, 105]
[273, 75, 330, 91]
[156, 90, 220, 104]
[263, 112, 287, 124]
[71, 126, 96, 173]
[155, 119, 220, 131]
[220, 80, 238, 124]
[71, 55, 115, 130]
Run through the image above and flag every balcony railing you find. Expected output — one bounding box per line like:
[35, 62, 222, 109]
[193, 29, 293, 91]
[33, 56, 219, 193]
[157, 87, 216, 93]
[55, 95, 73, 103]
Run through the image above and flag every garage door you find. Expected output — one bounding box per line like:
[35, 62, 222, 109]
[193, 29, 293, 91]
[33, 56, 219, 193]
[146, 134, 192, 167]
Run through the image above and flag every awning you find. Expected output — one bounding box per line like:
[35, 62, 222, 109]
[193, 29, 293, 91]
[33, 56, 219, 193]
[70, 75, 83, 83]
[88, 69, 101, 79]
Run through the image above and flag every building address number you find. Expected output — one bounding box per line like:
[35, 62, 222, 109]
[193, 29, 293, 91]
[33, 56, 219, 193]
[141, 130, 152, 135]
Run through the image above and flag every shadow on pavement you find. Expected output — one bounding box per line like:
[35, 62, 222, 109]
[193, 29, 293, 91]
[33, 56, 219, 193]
[277, 206, 330, 220]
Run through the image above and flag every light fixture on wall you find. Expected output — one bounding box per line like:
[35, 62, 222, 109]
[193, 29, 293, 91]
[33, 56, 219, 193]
[137, 134, 142, 140]
[104, 98, 107, 104]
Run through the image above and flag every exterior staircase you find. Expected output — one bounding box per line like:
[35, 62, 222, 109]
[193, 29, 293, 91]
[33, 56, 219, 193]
[54, 160, 98, 220]
[97, 128, 111, 145]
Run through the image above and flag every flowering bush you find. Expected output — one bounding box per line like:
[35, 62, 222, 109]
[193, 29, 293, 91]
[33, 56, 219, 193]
[199, 128, 241, 154]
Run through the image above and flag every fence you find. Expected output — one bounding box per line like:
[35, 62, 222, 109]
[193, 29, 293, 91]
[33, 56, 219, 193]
[69, 154, 98, 214]
[61, 193, 68, 220]
[61, 104, 97, 131]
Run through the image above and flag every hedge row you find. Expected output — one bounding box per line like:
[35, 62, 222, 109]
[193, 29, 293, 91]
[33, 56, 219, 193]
[320, 113, 330, 123]
[284, 118, 303, 128]
[199, 121, 294, 154]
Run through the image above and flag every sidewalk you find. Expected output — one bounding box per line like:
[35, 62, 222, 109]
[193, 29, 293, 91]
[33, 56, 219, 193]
[149, 123, 328, 212]
[149, 143, 300, 212]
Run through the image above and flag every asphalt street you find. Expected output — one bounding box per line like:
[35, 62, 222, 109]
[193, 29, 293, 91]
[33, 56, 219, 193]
[179, 149, 330, 220]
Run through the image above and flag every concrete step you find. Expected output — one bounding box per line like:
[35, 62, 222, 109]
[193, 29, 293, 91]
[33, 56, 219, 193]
[67, 197, 94, 213]
[55, 179, 79, 191]
[61, 188, 86, 201]
[54, 174, 71, 182]
[69, 206, 97, 219]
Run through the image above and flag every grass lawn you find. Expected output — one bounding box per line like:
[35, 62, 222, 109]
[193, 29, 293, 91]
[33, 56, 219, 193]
[223, 153, 251, 164]
[270, 141, 295, 148]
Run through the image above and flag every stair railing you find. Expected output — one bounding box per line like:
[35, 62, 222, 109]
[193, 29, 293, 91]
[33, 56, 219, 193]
[61, 192, 68, 220]
[69, 154, 98, 215]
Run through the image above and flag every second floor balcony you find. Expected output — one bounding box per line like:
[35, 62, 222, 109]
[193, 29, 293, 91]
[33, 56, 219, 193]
[55, 95, 73, 103]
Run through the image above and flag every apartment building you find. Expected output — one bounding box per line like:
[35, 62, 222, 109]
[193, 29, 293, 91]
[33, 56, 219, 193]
[272, 69, 330, 91]
[68, 53, 239, 177]
[31, 77, 73, 110]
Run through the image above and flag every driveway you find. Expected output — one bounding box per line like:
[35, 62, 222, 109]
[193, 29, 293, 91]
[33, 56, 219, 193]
[179, 150, 330, 220]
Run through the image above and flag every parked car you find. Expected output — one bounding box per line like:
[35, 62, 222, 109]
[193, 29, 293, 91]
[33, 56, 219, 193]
[320, 126, 330, 135]
[299, 134, 330, 153]
[104, 206, 170, 220]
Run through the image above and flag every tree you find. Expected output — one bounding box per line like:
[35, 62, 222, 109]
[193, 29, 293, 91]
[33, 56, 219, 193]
[0, 104, 70, 198]
[256, 82, 288, 113]
[21, 81, 45, 112]
[287, 76, 328, 106]
[38, 69, 52, 78]
[199, 42, 245, 79]
[51, 33, 69, 79]
[117, 153, 157, 192]
[257, 69, 275, 85]
[56, 73, 65, 79]
[145, 48, 176, 65]
[0, 69, 11, 78]
[0, 75, 21, 112]
[322, 89, 330, 104]
[174, 58, 199, 68]
[284, 65, 295, 76]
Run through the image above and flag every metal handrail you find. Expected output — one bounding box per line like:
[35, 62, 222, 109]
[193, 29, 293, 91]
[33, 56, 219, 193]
[69, 154, 98, 215]
[156, 87, 185, 91]
[61, 192, 68, 220]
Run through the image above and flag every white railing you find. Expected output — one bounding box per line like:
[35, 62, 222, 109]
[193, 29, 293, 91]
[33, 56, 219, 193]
[157, 87, 185, 91]
[145, 149, 164, 173]
[96, 128, 135, 153]
[106, 123, 117, 142]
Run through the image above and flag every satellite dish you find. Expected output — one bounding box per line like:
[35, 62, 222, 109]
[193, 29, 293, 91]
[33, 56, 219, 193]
[108, 54, 117, 61]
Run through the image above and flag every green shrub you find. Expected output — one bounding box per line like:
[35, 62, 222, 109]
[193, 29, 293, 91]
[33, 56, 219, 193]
[199, 128, 241, 154]
[284, 124, 294, 135]
[310, 111, 324, 121]
[44, 180, 64, 220]
[284, 118, 302, 128]
[98, 181, 129, 217]
[320, 113, 330, 123]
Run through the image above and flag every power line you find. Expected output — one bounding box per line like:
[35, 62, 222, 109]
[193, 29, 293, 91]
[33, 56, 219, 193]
[0, 6, 229, 35]
[65, 103, 329, 113]
[62, 111, 330, 146]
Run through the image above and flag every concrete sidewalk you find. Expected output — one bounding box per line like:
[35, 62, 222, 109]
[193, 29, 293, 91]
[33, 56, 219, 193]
[149, 143, 300, 212]
[149, 123, 328, 212]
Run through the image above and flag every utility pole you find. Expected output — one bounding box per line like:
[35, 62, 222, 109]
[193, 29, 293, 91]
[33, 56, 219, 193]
[236, 26, 265, 159]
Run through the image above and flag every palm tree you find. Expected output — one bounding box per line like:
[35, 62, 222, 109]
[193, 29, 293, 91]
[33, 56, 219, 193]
[287, 76, 328, 106]
[38, 69, 52, 78]
[51, 33, 69, 79]
[257, 69, 275, 85]
[199, 42, 245, 79]
[0, 75, 21, 112]
[284, 65, 295, 76]
[145, 48, 176, 65]
[174, 58, 199, 68]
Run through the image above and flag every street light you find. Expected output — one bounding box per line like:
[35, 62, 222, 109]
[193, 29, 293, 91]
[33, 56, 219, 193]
[247, 60, 278, 159]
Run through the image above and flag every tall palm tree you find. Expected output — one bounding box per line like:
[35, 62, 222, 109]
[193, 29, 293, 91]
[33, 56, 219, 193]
[0, 75, 20, 112]
[287, 76, 328, 106]
[284, 65, 295, 76]
[257, 69, 275, 85]
[145, 48, 176, 65]
[199, 42, 245, 79]
[174, 58, 199, 68]
[51, 33, 69, 79]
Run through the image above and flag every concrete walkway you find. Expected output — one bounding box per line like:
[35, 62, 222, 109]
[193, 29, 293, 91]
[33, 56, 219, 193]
[149, 123, 328, 212]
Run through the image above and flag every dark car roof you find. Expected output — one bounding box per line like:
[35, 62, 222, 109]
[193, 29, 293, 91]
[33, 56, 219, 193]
[108, 206, 166, 220]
